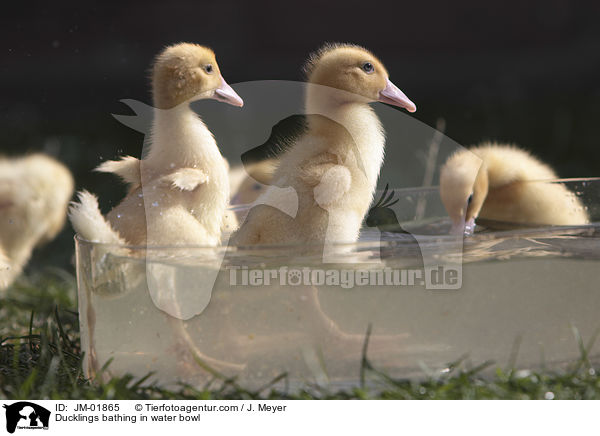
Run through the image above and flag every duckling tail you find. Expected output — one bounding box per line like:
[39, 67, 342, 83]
[69, 191, 127, 245]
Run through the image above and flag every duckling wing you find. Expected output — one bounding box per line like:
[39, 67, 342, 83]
[313, 165, 352, 207]
[298, 152, 340, 187]
[299, 152, 352, 206]
[160, 168, 208, 191]
[95, 156, 141, 189]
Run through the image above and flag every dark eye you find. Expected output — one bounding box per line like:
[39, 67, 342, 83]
[362, 62, 374, 74]
[204, 64, 214, 74]
[467, 194, 473, 205]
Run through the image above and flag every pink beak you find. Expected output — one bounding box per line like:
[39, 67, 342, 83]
[212, 77, 244, 107]
[378, 79, 416, 112]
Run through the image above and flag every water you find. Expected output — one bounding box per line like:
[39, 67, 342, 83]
[75, 181, 600, 390]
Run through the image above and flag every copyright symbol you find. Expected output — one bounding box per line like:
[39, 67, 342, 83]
[135, 404, 143, 411]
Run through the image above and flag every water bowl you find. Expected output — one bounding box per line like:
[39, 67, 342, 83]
[76, 179, 600, 390]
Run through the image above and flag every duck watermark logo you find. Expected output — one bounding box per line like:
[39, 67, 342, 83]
[2, 402, 50, 433]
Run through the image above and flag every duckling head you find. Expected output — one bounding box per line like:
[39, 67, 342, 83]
[152, 43, 243, 109]
[303, 43, 416, 112]
[439, 151, 488, 235]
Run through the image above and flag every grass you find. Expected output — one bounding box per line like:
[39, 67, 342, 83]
[1, 269, 600, 400]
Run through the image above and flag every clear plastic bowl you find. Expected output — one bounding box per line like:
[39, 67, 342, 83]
[76, 179, 600, 390]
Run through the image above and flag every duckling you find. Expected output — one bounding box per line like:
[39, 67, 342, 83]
[231, 43, 416, 247]
[93, 100, 240, 235]
[0, 154, 74, 289]
[230, 114, 311, 207]
[439, 142, 589, 234]
[230, 158, 277, 205]
[69, 43, 243, 246]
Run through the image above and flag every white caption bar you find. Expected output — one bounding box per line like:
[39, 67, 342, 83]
[0, 400, 597, 435]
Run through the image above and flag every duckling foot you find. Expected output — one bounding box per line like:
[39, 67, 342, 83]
[296, 285, 409, 363]
[168, 317, 246, 377]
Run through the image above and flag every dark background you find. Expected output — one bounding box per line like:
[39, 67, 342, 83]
[1, 0, 600, 270]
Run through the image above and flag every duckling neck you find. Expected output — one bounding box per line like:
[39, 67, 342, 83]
[305, 97, 385, 187]
[146, 103, 220, 170]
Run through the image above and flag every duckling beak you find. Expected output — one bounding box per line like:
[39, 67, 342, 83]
[378, 79, 416, 112]
[213, 77, 244, 107]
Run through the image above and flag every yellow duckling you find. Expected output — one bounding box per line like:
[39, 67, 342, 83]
[229, 158, 277, 205]
[439, 142, 589, 234]
[69, 43, 243, 246]
[231, 43, 416, 246]
[0, 154, 74, 289]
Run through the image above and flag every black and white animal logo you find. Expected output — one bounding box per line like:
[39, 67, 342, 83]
[2, 402, 50, 434]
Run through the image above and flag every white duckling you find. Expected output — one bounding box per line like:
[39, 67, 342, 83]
[0, 154, 74, 289]
[439, 142, 589, 234]
[69, 43, 243, 246]
[231, 43, 416, 247]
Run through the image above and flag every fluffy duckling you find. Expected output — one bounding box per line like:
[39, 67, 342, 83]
[229, 158, 277, 205]
[69, 43, 243, 246]
[439, 142, 589, 234]
[231, 43, 416, 247]
[229, 114, 310, 206]
[0, 154, 74, 289]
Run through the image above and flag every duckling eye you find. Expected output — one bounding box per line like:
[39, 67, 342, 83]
[467, 194, 474, 205]
[362, 62, 374, 74]
[204, 64, 214, 74]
